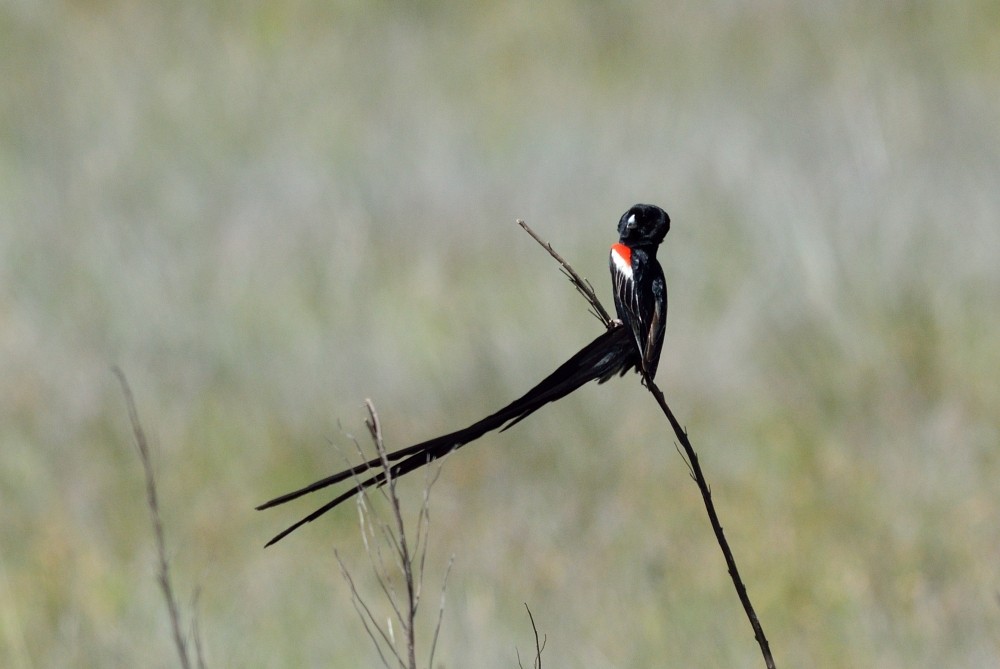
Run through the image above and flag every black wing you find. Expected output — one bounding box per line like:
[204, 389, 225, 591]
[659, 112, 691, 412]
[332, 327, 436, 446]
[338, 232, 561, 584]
[611, 248, 666, 379]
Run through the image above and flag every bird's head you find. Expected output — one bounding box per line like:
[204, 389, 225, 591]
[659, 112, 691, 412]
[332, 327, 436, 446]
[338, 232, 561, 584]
[618, 204, 670, 248]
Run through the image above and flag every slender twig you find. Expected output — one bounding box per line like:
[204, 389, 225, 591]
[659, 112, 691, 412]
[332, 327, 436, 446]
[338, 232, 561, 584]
[190, 588, 208, 669]
[335, 549, 400, 668]
[413, 462, 444, 620]
[517, 221, 776, 669]
[426, 555, 454, 669]
[518, 219, 614, 327]
[359, 499, 406, 639]
[639, 371, 774, 667]
[521, 603, 545, 669]
[113, 367, 192, 669]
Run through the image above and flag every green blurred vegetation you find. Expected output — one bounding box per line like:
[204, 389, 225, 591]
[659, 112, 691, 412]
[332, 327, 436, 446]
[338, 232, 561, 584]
[2, 0, 999, 666]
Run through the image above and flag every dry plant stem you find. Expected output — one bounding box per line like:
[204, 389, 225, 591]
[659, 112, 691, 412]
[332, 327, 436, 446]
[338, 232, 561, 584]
[366, 399, 418, 669]
[517, 603, 545, 669]
[517, 219, 614, 327]
[517, 221, 776, 669]
[337, 403, 451, 669]
[639, 371, 775, 669]
[113, 367, 193, 669]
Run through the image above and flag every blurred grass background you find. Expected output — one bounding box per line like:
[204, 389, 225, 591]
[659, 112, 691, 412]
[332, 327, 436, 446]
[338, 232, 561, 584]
[2, 0, 999, 666]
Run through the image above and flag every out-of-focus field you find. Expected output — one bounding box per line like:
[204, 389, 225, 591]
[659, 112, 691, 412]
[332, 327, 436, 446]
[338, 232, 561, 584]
[2, 1, 998, 666]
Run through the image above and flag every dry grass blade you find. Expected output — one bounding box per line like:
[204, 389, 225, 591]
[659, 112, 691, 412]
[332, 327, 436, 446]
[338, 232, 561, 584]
[335, 549, 400, 668]
[366, 399, 418, 669]
[426, 554, 453, 669]
[335, 399, 452, 669]
[113, 367, 194, 669]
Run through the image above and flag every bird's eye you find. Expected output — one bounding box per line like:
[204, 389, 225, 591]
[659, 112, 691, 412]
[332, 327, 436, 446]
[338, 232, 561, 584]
[626, 213, 637, 229]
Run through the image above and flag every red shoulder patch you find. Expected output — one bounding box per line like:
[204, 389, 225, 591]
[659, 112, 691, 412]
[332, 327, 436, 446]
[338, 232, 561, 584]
[610, 243, 631, 265]
[610, 243, 633, 278]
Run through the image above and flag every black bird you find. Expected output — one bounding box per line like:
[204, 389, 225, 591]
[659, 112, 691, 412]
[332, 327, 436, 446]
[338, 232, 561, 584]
[258, 204, 670, 546]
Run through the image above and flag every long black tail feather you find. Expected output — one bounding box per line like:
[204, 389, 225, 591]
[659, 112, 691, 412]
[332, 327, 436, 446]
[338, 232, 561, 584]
[258, 324, 636, 546]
